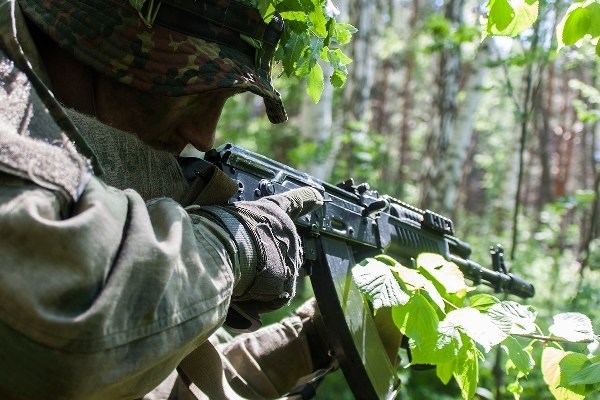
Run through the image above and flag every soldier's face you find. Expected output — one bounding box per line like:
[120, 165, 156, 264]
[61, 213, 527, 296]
[93, 74, 243, 153]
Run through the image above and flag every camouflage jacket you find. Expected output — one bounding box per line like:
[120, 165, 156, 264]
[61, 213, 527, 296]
[0, 1, 313, 399]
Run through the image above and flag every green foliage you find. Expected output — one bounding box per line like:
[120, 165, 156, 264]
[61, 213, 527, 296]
[570, 79, 600, 123]
[353, 254, 600, 399]
[254, 0, 356, 102]
[424, 14, 480, 52]
[556, 0, 600, 56]
[483, 0, 539, 37]
[483, 0, 600, 56]
[542, 348, 589, 399]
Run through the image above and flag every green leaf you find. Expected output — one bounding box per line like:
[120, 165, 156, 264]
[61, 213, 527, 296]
[280, 10, 310, 23]
[391, 263, 446, 311]
[332, 23, 357, 45]
[352, 258, 410, 309]
[391, 292, 439, 342]
[561, 6, 591, 45]
[454, 333, 479, 400]
[437, 361, 456, 384]
[486, 0, 539, 37]
[325, 48, 351, 88]
[469, 293, 500, 311]
[296, 36, 322, 76]
[409, 325, 460, 366]
[488, 301, 537, 334]
[549, 312, 596, 342]
[558, 353, 593, 387]
[588, 2, 600, 37]
[542, 348, 588, 399]
[282, 30, 307, 76]
[330, 68, 347, 87]
[308, 7, 328, 37]
[373, 254, 398, 266]
[444, 307, 508, 352]
[570, 361, 600, 385]
[487, 0, 515, 32]
[507, 379, 524, 396]
[417, 253, 471, 297]
[410, 309, 463, 366]
[275, 0, 306, 13]
[256, 0, 276, 20]
[326, 48, 352, 66]
[501, 336, 535, 374]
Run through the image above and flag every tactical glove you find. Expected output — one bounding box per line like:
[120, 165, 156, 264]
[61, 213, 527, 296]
[197, 187, 323, 311]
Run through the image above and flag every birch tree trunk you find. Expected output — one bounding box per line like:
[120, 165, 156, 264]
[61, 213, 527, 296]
[443, 42, 490, 217]
[298, 62, 336, 180]
[419, 0, 465, 213]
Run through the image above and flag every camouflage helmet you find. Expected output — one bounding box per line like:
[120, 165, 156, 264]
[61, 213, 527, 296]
[18, 0, 287, 123]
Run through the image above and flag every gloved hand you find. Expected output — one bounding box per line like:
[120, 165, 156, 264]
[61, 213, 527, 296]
[197, 187, 323, 311]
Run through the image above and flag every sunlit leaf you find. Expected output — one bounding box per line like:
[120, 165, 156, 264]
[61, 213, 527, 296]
[589, 2, 600, 37]
[507, 379, 524, 396]
[486, 0, 539, 37]
[556, 1, 600, 51]
[306, 63, 324, 103]
[352, 258, 410, 309]
[549, 313, 596, 342]
[251, 0, 355, 99]
[489, 301, 537, 334]
[391, 263, 446, 311]
[409, 322, 460, 365]
[561, 6, 591, 46]
[454, 333, 479, 400]
[437, 361, 455, 385]
[444, 307, 508, 352]
[542, 348, 588, 400]
[332, 23, 357, 45]
[417, 253, 471, 297]
[487, 0, 515, 32]
[469, 293, 500, 311]
[392, 292, 439, 342]
[308, 7, 328, 36]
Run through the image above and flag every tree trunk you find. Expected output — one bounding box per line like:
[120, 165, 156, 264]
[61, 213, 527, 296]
[394, 0, 420, 197]
[536, 62, 554, 212]
[342, 0, 378, 176]
[443, 42, 490, 219]
[298, 62, 337, 180]
[419, 0, 465, 213]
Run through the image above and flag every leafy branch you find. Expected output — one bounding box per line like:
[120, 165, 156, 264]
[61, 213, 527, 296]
[483, 0, 600, 57]
[250, 0, 356, 102]
[353, 254, 600, 399]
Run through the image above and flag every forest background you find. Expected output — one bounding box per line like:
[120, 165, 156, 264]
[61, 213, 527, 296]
[211, 0, 600, 398]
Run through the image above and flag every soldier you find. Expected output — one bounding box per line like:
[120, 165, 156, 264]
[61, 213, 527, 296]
[0, 0, 333, 398]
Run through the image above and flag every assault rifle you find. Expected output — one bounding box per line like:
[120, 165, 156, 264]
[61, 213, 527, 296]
[185, 143, 535, 399]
